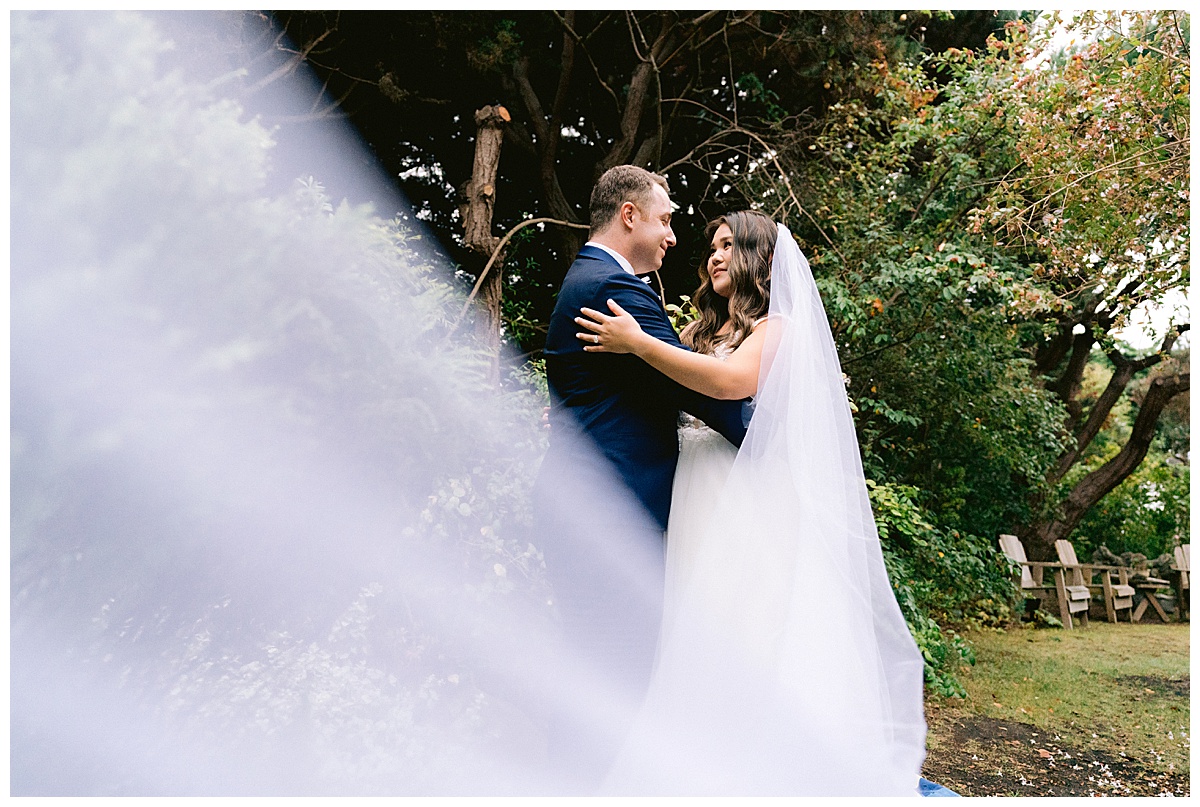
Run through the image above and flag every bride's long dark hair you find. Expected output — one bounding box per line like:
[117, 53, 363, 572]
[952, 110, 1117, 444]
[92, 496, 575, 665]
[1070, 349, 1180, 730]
[681, 209, 777, 356]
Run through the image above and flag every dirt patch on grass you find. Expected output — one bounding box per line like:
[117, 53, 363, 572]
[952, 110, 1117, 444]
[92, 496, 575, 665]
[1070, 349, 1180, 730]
[1116, 674, 1190, 699]
[921, 623, 1190, 795]
[924, 702, 1190, 796]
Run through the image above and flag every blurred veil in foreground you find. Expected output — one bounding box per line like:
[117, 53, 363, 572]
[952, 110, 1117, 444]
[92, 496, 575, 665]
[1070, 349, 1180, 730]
[12, 11, 665, 794]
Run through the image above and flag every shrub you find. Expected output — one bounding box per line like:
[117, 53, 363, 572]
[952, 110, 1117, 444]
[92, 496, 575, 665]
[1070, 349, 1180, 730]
[870, 480, 1018, 697]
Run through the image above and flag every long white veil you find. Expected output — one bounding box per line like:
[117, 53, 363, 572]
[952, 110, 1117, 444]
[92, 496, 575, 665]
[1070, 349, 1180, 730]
[604, 223, 926, 795]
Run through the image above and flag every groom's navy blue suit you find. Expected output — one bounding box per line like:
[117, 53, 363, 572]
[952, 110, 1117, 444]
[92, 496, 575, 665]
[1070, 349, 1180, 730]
[534, 244, 748, 790]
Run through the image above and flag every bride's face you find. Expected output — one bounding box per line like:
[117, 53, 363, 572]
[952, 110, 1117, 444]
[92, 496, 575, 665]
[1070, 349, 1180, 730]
[707, 223, 734, 298]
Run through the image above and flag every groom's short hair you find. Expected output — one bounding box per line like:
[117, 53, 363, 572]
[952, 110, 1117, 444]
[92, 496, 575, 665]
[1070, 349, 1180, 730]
[589, 165, 670, 236]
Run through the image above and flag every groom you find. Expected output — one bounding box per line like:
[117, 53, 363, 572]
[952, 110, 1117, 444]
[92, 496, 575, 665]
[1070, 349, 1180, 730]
[534, 165, 748, 790]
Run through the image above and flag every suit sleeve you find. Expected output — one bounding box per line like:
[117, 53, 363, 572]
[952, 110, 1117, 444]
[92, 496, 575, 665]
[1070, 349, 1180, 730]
[601, 274, 749, 447]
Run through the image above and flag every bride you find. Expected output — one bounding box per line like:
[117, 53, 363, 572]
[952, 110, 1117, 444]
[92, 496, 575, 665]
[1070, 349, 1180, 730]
[574, 211, 928, 795]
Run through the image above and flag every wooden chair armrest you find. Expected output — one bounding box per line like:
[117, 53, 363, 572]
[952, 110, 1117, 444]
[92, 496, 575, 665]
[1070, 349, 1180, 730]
[1058, 561, 1122, 578]
[1085, 562, 1130, 573]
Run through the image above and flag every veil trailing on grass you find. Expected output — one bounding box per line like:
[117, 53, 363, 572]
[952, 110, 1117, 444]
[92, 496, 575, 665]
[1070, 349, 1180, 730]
[603, 223, 927, 795]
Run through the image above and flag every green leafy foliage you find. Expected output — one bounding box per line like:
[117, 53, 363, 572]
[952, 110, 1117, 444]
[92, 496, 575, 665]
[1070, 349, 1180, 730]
[735, 72, 788, 122]
[772, 50, 1073, 541]
[665, 294, 699, 333]
[971, 13, 1189, 336]
[870, 481, 1017, 695]
[467, 18, 525, 72]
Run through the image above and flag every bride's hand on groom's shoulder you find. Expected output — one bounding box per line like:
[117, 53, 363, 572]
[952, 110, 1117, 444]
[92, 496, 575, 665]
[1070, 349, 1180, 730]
[576, 299, 646, 355]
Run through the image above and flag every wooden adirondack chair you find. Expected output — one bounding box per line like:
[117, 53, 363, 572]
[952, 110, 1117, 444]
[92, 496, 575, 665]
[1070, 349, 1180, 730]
[998, 534, 1074, 627]
[1054, 539, 1136, 624]
[1170, 544, 1189, 621]
[1046, 539, 1102, 627]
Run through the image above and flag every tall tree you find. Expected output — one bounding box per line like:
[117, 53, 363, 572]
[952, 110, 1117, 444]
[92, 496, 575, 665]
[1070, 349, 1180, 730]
[973, 13, 1190, 554]
[265, 11, 999, 353]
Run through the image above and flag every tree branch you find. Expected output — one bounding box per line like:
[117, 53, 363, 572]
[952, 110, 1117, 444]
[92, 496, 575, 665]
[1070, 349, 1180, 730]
[1051, 329, 1096, 423]
[999, 139, 1191, 226]
[1048, 359, 1136, 485]
[512, 56, 550, 144]
[248, 25, 336, 94]
[549, 11, 577, 132]
[509, 55, 577, 226]
[598, 13, 675, 174]
[658, 98, 846, 265]
[444, 217, 591, 340]
[551, 11, 621, 111]
[541, 14, 580, 221]
[841, 326, 924, 366]
[1040, 370, 1190, 547]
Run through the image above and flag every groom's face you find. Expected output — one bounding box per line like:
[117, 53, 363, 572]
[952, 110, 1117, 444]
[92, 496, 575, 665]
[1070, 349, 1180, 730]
[625, 184, 676, 274]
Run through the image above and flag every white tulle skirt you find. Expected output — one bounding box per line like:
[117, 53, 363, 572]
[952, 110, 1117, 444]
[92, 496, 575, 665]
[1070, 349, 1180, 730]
[660, 424, 739, 648]
[601, 423, 923, 796]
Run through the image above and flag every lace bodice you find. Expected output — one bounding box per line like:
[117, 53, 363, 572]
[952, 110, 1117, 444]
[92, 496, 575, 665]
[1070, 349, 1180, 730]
[679, 342, 736, 441]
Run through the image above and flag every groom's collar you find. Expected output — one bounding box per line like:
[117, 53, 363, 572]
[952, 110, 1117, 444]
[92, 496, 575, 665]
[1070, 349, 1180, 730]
[582, 241, 637, 276]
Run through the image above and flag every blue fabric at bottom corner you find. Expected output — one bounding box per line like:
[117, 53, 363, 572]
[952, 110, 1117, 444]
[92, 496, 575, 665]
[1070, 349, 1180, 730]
[919, 777, 960, 797]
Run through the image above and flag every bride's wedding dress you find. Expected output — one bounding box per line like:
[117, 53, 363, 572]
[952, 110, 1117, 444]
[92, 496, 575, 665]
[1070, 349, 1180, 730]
[602, 225, 926, 795]
[659, 345, 739, 646]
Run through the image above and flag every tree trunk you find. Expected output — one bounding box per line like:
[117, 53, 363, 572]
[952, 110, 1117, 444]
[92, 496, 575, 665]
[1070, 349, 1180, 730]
[1027, 371, 1190, 558]
[509, 33, 585, 255]
[1048, 360, 1136, 485]
[594, 12, 678, 178]
[461, 104, 509, 382]
[1046, 327, 1187, 486]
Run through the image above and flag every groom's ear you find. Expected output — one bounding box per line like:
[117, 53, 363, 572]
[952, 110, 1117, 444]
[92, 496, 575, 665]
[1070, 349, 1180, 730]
[619, 201, 637, 230]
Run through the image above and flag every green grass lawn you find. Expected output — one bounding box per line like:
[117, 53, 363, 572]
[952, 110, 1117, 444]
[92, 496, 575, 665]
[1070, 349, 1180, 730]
[948, 622, 1189, 776]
